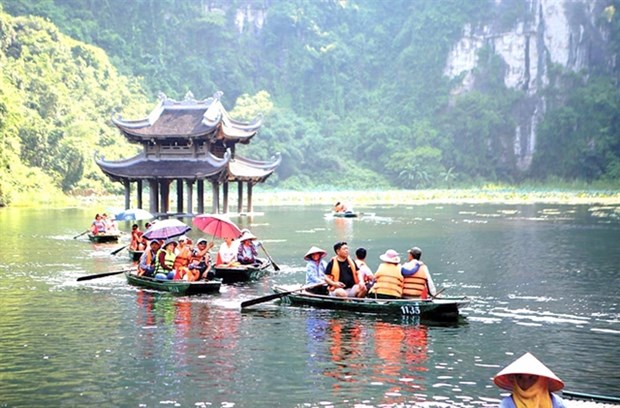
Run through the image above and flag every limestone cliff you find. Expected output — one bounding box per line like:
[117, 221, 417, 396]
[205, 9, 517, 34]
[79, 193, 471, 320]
[444, 0, 613, 170]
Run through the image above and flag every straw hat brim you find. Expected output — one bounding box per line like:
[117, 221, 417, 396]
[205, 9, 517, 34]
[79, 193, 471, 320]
[379, 254, 400, 263]
[304, 246, 327, 260]
[493, 352, 564, 392]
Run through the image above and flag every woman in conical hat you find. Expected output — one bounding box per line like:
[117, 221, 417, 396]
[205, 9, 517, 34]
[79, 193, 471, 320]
[493, 352, 567, 408]
[304, 246, 328, 295]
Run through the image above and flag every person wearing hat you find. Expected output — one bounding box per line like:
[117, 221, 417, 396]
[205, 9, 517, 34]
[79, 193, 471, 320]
[137, 239, 161, 277]
[173, 235, 193, 279]
[368, 249, 403, 299]
[324, 241, 366, 298]
[401, 247, 436, 299]
[188, 238, 214, 280]
[494, 352, 567, 408]
[154, 239, 178, 280]
[236, 230, 261, 265]
[304, 246, 328, 295]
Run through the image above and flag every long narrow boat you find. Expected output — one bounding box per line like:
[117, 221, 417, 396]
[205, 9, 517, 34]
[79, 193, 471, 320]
[563, 390, 620, 405]
[213, 258, 271, 283]
[273, 285, 469, 320]
[128, 249, 144, 262]
[88, 233, 121, 243]
[332, 211, 358, 218]
[124, 271, 221, 295]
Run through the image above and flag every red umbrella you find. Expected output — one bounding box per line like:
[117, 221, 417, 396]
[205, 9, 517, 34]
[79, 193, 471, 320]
[192, 214, 241, 240]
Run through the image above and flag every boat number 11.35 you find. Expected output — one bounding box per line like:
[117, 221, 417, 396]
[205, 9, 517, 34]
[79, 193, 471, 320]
[400, 305, 421, 315]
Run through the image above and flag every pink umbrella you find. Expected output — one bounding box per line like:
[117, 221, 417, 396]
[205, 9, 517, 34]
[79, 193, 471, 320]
[192, 214, 241, 240]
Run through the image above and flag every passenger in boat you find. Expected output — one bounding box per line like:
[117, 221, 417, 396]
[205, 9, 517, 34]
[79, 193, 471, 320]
[237, 230, 261, 265]
[493, 352, 567, 408]
[304, 246, 328, 295]
[154, 239, 177, 280]
[130, 224, 144, 251]
[102, 213, 119, 234]
[333, 201, 346, 212]
[216, 236, 239, 266]
[173, 235, 194, 280]
[401, 247, 436, 299]
[91, 213, 106, 234]
[354, 247, 375, 292]
[324, 241, 366, 298]
[137, 240, 161, 277]
[368, 249, 404, 299]
[189, 238, 214, 280]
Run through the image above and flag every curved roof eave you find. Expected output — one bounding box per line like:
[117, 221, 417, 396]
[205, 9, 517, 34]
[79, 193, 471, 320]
[227, 153, 282, 182]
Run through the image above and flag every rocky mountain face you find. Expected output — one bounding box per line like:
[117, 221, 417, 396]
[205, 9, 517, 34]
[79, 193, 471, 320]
[444, 0, 614, 170]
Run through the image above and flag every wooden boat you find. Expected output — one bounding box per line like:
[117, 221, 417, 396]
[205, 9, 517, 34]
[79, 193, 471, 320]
[124, 271, 221, 295]
[88, 233, 121, 243]
[273, 285, 469, 320]
[563, 390, 620, 405]
[332, 211, 358, 218]
[128, 249, 144, 262]
[213, 258, 271, 283]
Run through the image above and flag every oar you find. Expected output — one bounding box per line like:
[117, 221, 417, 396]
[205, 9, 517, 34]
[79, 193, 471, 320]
[110, 244, 128, 256]
[259, 244, 280, 271]
[241, 283, 324, 309]
[76, 268, 133, 282]
[430, 287, 446, 299]
[73, 230, 90, 239]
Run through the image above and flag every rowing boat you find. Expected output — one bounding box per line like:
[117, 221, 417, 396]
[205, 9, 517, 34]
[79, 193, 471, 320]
[563, 390, 620, 405]
[273, 285, 469, 320]
[88, 233, 121, 243]
[213, 258, 271, 283]
[332, 211, 358, 218]
[128, 249, 143, 262]
[124, 271, 221, 295]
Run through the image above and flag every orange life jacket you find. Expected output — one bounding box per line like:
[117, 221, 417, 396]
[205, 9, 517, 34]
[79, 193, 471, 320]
[370, 263, 403, 298]
[402, 265, 429, 299]
[326, 256, 358, 291]
[173, 245, 192, 269]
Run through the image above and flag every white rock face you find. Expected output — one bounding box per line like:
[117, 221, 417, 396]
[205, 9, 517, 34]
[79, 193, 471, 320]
[444, 0, 600, 170]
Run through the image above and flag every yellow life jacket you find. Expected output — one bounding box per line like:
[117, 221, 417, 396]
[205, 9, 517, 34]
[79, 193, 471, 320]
[326, 256, 358, 291]
[370, 263, 403, 298]
[155, 249, 176, 274]
[402, 265, 429, 299]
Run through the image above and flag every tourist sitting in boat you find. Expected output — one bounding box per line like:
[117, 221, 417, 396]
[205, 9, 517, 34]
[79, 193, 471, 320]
[368, 249, 404, 299]
[173, 235, 194, 280]
[333, 201, 346, 213]
[354, 247, 375, 292]
[130, 224, 144, 250]
[237, 230, 262, 265]
[188, 238, 214, 280]
[216, 236, 239, 266]
[304, 246, 328, 295]
[137, 240, 161, 277]
[324, 241, 366, 298]
[401, 247, 436, 299]
[91, 213, 106, 234]
[102, 213, 119, 234]
[154, 239, 178, 280]
[493, 352, 567, 408]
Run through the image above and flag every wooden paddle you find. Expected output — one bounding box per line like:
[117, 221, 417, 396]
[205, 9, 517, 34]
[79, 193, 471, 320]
[259, 244, 280, 271]
[430, 287, 446, 299]
[241, 282, 324, 309]
[76, 268, 133, 282]
[110, 244, 128, 256]
[73, 230, 90, 239]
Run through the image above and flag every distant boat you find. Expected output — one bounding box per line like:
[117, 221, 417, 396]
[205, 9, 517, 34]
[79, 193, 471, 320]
[332, 211, 358, 218]
[128, 249, 143, 262]
[88, 233, 120, 243]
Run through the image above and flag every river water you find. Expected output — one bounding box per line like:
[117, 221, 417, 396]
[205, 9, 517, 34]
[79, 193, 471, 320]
[0, 203, 618, 407]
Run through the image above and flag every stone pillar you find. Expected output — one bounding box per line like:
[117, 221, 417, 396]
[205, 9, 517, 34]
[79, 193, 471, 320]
[176, 179, 184, 215]
[212, 182, 220, 214]
[123, 180, 131, 210]
[149, 179, 159, 215]
[197, 180, 204, 214]
[223, 181, 229, 214]
[237, 182, 243, 214]
[160, 180, 170, 214]
[247, 182, 253, 214]
[136, 180, 143, 209]
[186, 180, 194, 215]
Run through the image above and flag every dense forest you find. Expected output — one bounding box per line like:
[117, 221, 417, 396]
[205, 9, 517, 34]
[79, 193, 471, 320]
[1, 0, 619, 206]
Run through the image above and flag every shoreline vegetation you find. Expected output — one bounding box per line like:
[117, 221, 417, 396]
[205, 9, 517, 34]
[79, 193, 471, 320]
[6, 187, 620, 209]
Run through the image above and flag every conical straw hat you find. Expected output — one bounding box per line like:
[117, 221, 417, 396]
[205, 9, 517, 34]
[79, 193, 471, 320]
[304, 246, 327, 261]
[493, 352, 564, 392]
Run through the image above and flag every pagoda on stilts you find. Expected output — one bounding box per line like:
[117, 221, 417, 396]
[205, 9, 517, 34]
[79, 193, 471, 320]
[96, 91, 281, 216]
